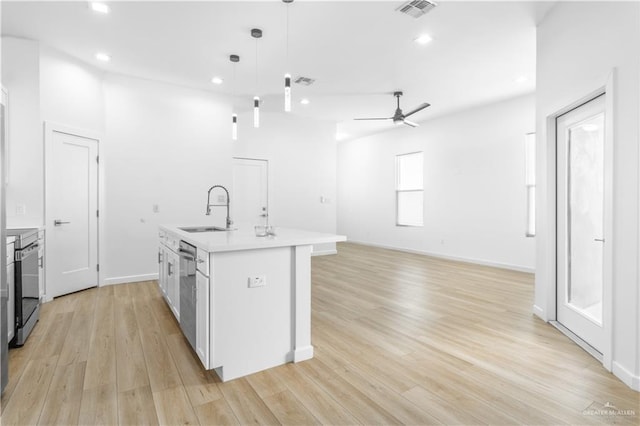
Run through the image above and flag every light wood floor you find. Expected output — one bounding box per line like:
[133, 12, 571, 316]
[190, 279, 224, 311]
[1, 242, 638, 425]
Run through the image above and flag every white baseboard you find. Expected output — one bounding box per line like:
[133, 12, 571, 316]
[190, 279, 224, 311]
[347, 240, 535, 273]
[103, 273, 159, 286]
[311, 249, 337, 257]
[612, 361, 640, 391]
[293, 345, 314, 362]
[533, 304, 546, 321]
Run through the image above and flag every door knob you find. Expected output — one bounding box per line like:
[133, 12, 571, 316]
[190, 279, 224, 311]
[54, 219, 71, 226]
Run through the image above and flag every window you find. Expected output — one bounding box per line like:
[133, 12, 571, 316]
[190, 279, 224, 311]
[525, 133, 536, 237]
[396, 152, 424, 226]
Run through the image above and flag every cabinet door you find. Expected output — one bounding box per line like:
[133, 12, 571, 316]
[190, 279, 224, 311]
[158, 247, 165, 295]
[7, 263, 14, 342]
[195, 270, 209, 368]
[38, 231, 45, 298]
[168, 250, 180, 320]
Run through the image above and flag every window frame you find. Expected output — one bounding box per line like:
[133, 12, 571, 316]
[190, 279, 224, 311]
[395, 151, 424, 227]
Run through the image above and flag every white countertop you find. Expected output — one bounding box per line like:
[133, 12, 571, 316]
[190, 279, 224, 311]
[160, 225, 346, 253]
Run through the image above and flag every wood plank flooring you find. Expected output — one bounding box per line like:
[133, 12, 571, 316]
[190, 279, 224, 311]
[1, 242, 638, 425]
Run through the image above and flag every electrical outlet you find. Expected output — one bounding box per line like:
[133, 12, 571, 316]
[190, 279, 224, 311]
[248, 276, 266, 288]
[217, 195, 226, 203]
[153, 204, 159, 213]
[16, 204, 26, 216]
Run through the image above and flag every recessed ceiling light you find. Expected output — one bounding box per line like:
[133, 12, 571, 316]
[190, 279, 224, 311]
[300, 98, 310, 105]
[90, 2, 110, 14]
[515, 75, 528, 83]
[211, 77, 224, 85]
[95, 52, 111, 62]
[413, 34, 433, 45]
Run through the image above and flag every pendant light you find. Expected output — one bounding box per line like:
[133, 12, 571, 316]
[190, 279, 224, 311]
[230, 54, 240, 140]
[283, 0, 294, 112]
[251, 28, 263, 128]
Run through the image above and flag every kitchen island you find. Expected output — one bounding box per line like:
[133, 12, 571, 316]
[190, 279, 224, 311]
[158, 225, 345, 382]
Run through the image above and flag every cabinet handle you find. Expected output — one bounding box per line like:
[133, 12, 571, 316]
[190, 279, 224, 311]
[168, 263, 173, 276]
[39, 257, 43, 268]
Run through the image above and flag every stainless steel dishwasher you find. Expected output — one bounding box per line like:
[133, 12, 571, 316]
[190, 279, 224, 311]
[178, 241, 197, 350]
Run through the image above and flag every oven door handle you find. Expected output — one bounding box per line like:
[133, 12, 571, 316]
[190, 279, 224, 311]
[15, 243, 39, 261]
[178, 248, 196, 261]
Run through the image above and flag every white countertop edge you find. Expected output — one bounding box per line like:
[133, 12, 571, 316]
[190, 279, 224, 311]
[160, 224, 346, 253]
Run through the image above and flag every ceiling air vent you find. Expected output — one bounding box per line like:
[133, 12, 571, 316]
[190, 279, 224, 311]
[396, 0, 437, 18]
[294, 76, 315, 86]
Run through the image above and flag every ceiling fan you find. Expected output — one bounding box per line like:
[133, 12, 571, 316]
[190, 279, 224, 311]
[354, 91, 430, 127]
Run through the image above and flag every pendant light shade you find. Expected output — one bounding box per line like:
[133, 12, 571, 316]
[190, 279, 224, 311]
[253, 97, 260, 128]
[230, 54, 240, 141]
[251, 28, 263, 128]
[284, 73, 291, 112]
[232, 114, 238, 140]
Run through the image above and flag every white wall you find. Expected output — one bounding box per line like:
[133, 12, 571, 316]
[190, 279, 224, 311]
[1, 37, 42, 227]
[535, 1, 640, 390]
[2, 41, 339, 285]
[234, 111, 337, 254]
[40, 46, 105, 133]
[103, 74, 233, 284]
[338, 94, 535, 271]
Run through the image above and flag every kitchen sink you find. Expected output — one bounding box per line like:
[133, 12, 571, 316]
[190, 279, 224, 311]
[179, 226, 230, 233]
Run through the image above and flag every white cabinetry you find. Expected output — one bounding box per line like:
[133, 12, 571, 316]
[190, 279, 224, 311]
[195, 258, 210, 368]
[7, 243, 14, 342]
[166, 249, 179, 319]
[37, 230, 45, 298]
[158, 247, 167, 296]
[158, 231, 179, 321]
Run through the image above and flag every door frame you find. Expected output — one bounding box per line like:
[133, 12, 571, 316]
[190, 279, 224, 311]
[232, 156, 271, 224]
[543, 71, 615, 370]
[44, 121, 105, 300]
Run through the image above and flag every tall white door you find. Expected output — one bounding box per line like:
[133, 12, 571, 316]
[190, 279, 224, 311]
[232, 158, 268, 226]
[47, 128, 99, 298]
[556, 94, 606, 353]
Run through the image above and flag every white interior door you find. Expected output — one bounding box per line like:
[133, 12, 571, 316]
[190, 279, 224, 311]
[232, 158, 268, 226]
[47, 127, 99, 298]
[556, 94, 606, 353]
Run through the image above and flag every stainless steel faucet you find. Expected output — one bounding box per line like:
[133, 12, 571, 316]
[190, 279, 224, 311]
[205, 185, 233, 229]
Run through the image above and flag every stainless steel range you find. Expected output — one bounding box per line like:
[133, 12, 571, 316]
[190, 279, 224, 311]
[7, 228, 40, 346]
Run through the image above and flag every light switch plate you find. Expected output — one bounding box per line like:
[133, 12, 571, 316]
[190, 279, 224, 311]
[248, 276, 266, 288]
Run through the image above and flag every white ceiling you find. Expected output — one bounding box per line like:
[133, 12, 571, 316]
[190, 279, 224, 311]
[1, 0, 554, 140]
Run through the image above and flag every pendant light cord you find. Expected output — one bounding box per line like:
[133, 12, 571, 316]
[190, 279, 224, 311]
[286, 4, 290, 68]
[255, 38, 259, 94]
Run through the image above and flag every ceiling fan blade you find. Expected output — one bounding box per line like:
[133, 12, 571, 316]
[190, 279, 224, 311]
[354, 117, 391, 121]
[403, 103, 431, 118]
[403, 120, 419, 128]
